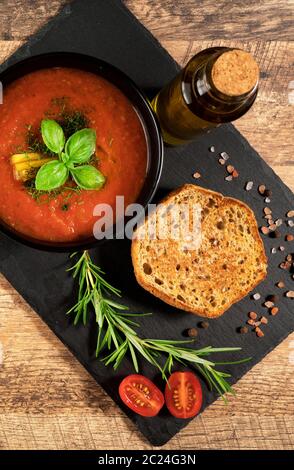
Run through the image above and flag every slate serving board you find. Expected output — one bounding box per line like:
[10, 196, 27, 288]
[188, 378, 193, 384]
[0, 0, 293, 446]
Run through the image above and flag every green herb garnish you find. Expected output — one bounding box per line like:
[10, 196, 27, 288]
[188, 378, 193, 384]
[24, 180, 82, 205]
[36, 159, 68, 191]
[60, 111, 89, 138]
[67, 251, 251, 399]
[41, 119, 65, 155]
[35, 119, 105, 192]
[26, 125, 55, 157]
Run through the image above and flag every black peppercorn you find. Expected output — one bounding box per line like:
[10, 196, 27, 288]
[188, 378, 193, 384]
[186, 328, 198, 338]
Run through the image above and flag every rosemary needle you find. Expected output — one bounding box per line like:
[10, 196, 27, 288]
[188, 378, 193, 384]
[67, 251, 250, 398]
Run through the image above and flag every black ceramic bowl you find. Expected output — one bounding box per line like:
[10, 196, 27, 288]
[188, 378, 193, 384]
[0, 52, 163, 251]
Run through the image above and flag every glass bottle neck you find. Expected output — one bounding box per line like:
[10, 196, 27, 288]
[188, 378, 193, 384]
[194, 52, 258, 105]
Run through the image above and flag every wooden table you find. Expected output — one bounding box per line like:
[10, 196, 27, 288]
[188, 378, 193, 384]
[0, 0, 293, 450]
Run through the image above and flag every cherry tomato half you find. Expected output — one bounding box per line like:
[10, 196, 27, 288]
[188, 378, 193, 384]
[165, 371, 202, 419]
[119, 374, 164, 417]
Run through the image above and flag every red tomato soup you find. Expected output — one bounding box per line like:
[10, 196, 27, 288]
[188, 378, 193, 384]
[0, 67, 147, 242]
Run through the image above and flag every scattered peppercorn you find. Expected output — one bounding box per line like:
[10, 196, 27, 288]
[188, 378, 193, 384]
[261, 226, 270, 235]
[276, 281, 285, 288]
[220, 151, 229, 160]
[199, 321, 209, 329]
[266, 294, 279, 303]
[239, 326, 248, 334]
[264, 301, 274, 308]
[286, 234, 294, 242]
[245, 181, 253, 191]
[249, 311, 258, 320]
[270, 307, 279, 316]
[186, 328, 198, 337]
[264, 189, 272, 198]
[271, 230, 281, 239]
[255, 327, 264, 337]
[258, 185, 266, 195]
[280, 261, 291, 270]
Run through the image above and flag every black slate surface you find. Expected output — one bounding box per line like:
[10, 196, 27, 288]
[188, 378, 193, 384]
[0, 0, 293, 446]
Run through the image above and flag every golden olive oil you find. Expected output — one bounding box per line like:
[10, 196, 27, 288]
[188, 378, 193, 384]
[152, 47, 259, 146]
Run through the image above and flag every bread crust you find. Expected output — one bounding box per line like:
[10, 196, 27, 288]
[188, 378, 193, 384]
[131, 184, 268, 318]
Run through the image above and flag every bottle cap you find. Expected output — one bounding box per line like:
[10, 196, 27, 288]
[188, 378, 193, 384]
[211, 49, 259, 97]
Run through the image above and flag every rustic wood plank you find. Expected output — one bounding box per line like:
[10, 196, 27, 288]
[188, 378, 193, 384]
[0, 40, 22, 62]
[1, 1, 293, 42]
[125, 0, 294, 41]
[0, 0, 69, 40]
[0, 0, 293, 450]
[1, 413, 294, 450]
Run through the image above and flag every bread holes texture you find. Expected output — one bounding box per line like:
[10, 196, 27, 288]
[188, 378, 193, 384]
[132, 184, 267, 318]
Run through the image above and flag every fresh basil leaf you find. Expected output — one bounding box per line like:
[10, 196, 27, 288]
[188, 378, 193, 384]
[65, 129, 96, 164]
[61, 151, 70, 165]
[71, 165, 105, 190]
[41, 119, 65, 155]
[35, 160, 69, 191]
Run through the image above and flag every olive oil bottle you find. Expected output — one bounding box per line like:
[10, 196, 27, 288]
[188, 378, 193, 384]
[152, 47, 259, 146]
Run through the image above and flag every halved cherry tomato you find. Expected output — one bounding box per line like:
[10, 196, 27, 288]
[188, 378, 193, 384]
[119, 374, 164, 417]
[165, 371, 202, 419]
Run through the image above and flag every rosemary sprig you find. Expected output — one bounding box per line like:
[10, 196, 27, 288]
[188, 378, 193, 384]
[67, 251, 250, 398]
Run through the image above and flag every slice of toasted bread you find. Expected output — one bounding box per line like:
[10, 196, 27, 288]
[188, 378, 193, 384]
[131, 184, 267, 318]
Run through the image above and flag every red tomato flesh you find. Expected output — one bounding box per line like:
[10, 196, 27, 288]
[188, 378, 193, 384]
[165, 371, 202, 419]
[119, 374, 164, 417]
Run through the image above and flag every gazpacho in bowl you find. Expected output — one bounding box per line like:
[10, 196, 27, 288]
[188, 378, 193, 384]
[0, 53, 162, 250]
